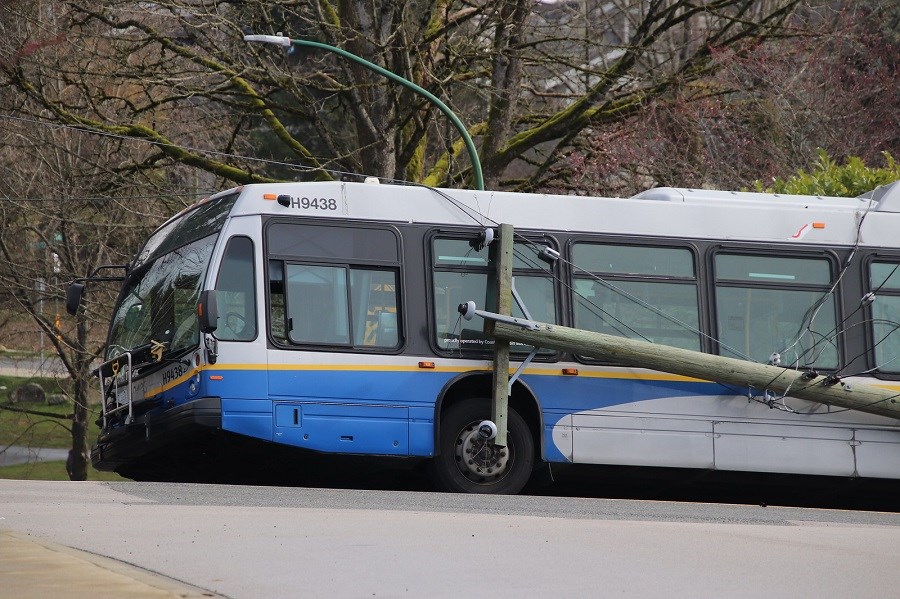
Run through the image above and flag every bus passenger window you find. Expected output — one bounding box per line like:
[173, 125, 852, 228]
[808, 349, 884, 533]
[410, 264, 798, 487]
[714, 253, 837, 368]
[285, 264, 350, 345]
[431, 234, 558, 354]
[281, 264, 401, 349]
[870, 261, 900, 373]
[351, 269, 399, 347]
[433, 271, 490, 350]
[266, 223, 403, 351]
[214, 236, 257, 341]
[572, 243, 700, 351]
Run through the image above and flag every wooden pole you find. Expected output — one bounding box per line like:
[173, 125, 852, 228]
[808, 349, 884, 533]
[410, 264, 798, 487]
[491, 320, 900, 420]
[485, 224, 514, 446]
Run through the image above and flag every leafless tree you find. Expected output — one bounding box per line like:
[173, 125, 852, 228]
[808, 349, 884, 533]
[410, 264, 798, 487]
[0, 2, 199, 477]
[0, 116, 203, 478]
[548, 0, 899, 195]
[1, 0, 802, 192]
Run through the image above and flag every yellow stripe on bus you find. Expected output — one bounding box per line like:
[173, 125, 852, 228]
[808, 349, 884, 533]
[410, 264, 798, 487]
[146, 367, 202, 397]
[145, 363, 900, 397]
[202, 363, 704, 382]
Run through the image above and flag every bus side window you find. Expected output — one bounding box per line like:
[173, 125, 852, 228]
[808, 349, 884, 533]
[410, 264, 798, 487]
[277, 264, 401, 349]
[266, 223, 403, 351]
[284, 264, 351, 345]
[431, 235, 558, 355]
[714, 253, 837, 367]
[870, 261, 900, 373]
[572, 243, 700, 352]
[352, 270, 399, 347]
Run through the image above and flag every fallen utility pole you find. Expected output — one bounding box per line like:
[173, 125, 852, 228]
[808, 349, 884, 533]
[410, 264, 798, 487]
[469, 224, 898, 420]
[484, 223, 514, 447]
[481, 317, 900, 420]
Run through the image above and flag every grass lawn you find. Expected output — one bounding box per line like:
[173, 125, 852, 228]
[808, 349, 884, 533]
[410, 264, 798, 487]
[0, 374, 103, 450]
[0, 460, 126, 481]
[0, 373, 73, 401]
[0, 374, 116, 481]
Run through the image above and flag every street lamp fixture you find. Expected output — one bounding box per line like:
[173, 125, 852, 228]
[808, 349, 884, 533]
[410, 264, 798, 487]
[245, 34, 485, 191]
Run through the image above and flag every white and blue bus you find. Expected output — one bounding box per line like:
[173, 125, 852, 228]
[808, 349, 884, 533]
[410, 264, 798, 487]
[77, 179, 900, 493]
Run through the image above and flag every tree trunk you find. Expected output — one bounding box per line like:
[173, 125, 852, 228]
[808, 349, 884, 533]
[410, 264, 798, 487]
[66, 309, 91, 480]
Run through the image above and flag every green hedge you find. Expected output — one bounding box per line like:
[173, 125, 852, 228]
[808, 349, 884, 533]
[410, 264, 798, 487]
[754, 150, 899, 197]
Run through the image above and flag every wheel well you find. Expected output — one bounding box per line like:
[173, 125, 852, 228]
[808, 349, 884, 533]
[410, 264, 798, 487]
[434, 373, 542, 459]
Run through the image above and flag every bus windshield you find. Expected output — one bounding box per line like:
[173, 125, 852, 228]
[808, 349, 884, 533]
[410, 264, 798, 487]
[106, 193, 238, 361]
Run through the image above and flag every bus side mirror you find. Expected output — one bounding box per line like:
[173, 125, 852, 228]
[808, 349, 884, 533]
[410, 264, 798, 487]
[66, 283, 85, 316]
[198, 290, 218, 333]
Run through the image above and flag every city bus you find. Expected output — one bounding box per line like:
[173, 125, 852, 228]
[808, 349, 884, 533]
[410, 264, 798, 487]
[73, 179, 900, 493]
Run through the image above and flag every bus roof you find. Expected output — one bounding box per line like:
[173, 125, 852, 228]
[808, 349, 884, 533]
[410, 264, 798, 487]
[219, 179, 900, 248]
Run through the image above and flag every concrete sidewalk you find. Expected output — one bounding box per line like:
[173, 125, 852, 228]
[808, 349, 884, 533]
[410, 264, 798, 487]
[0, 530, 223, 599]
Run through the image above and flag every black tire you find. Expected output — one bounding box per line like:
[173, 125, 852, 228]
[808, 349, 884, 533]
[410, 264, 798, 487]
[431, 398, 535, 494]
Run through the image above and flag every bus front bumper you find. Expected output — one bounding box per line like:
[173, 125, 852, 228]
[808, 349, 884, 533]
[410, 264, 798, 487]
[90, 396, 222, 471]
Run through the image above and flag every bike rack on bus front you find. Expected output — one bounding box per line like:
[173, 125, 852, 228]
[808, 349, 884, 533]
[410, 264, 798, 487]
[97, 353, 134, 428]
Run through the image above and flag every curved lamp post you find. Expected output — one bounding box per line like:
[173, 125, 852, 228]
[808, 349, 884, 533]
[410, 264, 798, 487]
[245, 34, 485, 191]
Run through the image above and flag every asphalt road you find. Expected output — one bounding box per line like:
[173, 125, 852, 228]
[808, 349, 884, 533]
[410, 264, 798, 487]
[0, 355, 67, 378]
[0, 445, 69, 467]
[1, 479, 898, 598]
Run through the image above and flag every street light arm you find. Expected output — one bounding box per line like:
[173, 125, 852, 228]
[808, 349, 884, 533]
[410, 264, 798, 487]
[245, 34, 485, 190]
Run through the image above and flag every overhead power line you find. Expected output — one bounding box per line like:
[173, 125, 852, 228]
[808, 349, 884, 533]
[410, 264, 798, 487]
[0, 113, 420, 188]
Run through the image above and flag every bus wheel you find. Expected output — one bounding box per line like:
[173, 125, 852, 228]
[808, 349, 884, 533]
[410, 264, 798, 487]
[431, 399, 534, 494]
